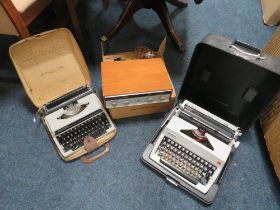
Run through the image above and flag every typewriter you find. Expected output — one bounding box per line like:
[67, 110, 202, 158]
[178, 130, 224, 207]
[142, 34, 280, 204]
[144, 99, 241, 194]
[8, 28, 118, 163]
[40, 86, 116, 160]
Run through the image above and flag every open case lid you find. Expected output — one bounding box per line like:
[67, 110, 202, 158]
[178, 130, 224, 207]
[101, 37, 167, 62]
[179, 34, 280, 131]
[9, 28, 91, 108]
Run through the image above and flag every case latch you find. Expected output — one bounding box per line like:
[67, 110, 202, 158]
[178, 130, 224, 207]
[166, 177, 178, 187]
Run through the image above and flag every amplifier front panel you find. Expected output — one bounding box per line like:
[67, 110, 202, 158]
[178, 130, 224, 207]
[105, 90, 171, 108]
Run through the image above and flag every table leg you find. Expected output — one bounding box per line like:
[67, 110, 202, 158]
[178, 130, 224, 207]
[103, 0, 145, 42]
[165, 0, 188, 8]
[153, 0, 185, 52]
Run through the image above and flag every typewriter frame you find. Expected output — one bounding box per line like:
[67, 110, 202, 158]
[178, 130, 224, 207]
[142, 100, 240, 203]
[142, 34, 280, 204]
[39, 85, 117, 162]
[9, 28, 117, 162]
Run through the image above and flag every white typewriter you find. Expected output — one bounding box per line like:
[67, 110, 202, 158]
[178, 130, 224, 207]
[141, 34, 280, 204]
[39, 86, 116, 159]
[146, 99, 241, 194]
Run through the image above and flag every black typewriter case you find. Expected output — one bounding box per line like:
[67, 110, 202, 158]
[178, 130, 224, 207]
[141, 34, 280, 204]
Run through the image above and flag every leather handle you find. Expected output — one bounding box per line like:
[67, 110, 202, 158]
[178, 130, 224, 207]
[80, 136, 111, 164]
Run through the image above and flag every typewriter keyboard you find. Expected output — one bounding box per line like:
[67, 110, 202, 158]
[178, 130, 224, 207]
[56, 109, 111, 152]
[157, 137, 217, 185]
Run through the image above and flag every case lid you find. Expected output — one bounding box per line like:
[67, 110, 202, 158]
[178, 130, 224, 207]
[101, 37, 167, 62]
[179, 34, 280, 131]
[9, 28, 91, 108]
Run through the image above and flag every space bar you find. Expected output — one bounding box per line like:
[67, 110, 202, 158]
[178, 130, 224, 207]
[160, 158, 198, 185]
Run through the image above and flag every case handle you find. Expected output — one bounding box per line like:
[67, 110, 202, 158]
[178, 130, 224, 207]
[80, 136, 111, 164]
[229, 41, 266, 60]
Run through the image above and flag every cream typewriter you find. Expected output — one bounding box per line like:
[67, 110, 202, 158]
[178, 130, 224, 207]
[9, 28, 117, 162]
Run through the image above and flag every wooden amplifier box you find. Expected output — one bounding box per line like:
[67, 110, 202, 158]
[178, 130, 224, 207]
[101, 39, 176, 119]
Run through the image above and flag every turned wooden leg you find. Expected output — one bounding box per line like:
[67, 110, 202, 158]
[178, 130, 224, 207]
[103, 0, 187, 52]
[102, 0, 109, 10]
[165, 0, 188, 8]
[152, 0, 185, 52]
[102, 0, 145, 42]
[66, 0, 83, 42]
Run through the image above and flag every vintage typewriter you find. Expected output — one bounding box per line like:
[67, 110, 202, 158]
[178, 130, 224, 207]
[142, 34, 280, 203]
[40, 86, 116, 160]
[148, 100, 240, 194]
[9, 29, 117, 163]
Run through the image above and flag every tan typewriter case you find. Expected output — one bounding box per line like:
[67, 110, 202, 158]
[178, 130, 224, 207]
[9, 28, 91, 108]
[9, 28, 116, 162]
